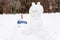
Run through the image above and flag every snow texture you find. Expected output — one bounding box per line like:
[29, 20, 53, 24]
[0, 2, 60, 40]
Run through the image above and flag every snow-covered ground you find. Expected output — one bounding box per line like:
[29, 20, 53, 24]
[0, 13, 60, 40]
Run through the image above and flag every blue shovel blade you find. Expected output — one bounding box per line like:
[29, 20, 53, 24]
[17, 20, 27, 24]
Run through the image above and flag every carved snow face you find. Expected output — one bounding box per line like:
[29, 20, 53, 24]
[29, 2, 43, 18]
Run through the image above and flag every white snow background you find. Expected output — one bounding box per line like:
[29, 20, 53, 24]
[0, 13, 60, 40]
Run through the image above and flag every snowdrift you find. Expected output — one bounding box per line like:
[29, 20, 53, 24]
[0, 13, 60, 40]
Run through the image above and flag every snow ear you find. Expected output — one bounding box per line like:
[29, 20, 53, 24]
[37, 2, 40, 5]
[32, 2, 35, 6]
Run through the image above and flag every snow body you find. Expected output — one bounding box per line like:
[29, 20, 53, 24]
[29, 2, 44, 34]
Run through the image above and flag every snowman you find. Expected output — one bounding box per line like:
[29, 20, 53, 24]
[29, 2, 44, 34]
[27, 2, 44, 40]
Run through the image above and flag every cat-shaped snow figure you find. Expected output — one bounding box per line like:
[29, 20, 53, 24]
[29, 2, 44, 34]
